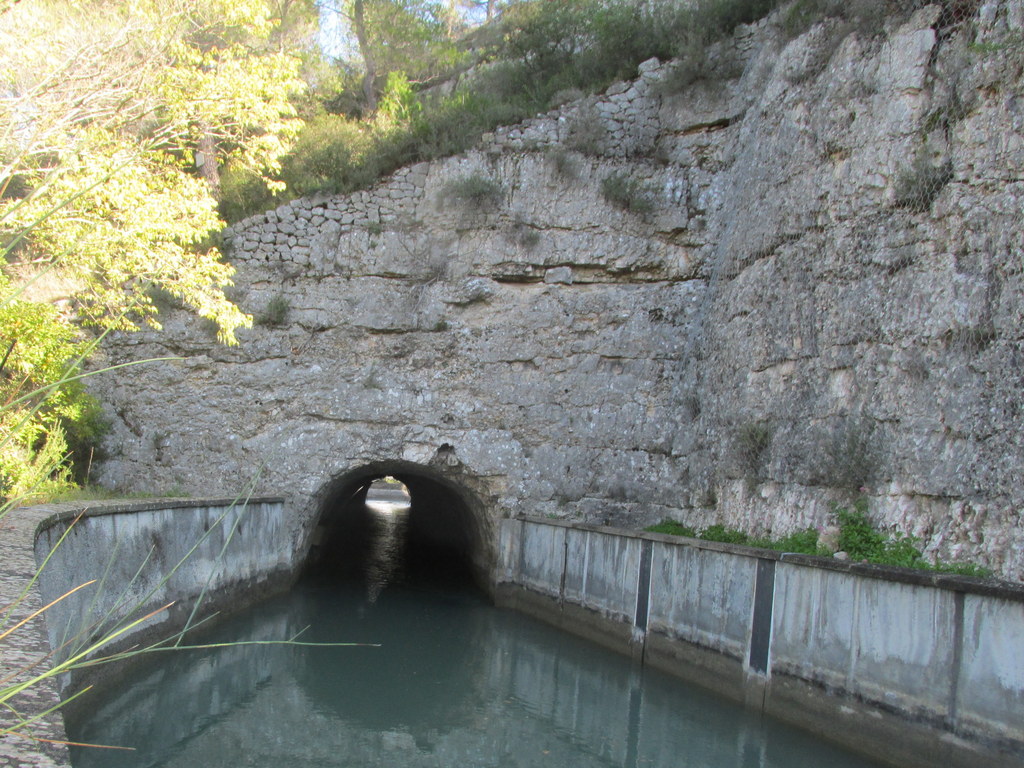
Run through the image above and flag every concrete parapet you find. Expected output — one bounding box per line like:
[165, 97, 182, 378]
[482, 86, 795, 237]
[32, 497, 293, 698]
[495, 517, 1024, 768]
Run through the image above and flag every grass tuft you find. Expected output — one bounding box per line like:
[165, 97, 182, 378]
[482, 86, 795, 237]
[440, 174, 505, 212]
[601, 172, 656, 215]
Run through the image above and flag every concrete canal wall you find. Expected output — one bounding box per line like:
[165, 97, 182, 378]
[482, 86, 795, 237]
[13, 501, 1024, 768]
[32, 497, 292, 697]
[494, 517, 1024, 768]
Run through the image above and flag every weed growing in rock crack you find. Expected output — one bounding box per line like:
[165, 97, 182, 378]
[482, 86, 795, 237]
[809, 417, 879, 492]
[732, 421, 773, 482]
[601, 172, 656, 216]
[892, 152, 954, 212]
[440, 174, 504, 213]
[546, 148, 582, 181]
[256, 294, 290, 327]
[509, 218, 542, 249]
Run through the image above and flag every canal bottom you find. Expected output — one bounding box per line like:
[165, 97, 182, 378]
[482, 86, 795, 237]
[64, 495, 887, 768]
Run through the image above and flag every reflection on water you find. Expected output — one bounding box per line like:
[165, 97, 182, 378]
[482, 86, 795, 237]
[362, 497, 409, 602]
[65, 497, 884, 768]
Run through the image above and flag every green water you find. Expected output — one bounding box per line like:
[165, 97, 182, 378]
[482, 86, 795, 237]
[66, 496, 884, 767]
[65, 577, 886, 768]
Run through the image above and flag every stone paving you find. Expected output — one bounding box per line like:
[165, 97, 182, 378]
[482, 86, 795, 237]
[0, 504, 74, 768]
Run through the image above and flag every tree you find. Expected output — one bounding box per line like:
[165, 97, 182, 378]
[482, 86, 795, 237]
[0, 0, 308, 343]
[0, 0, 310, 496]
[318, 0, 462, 112]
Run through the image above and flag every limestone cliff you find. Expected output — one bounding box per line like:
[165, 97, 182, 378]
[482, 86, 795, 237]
[91, 3, 1024, 580]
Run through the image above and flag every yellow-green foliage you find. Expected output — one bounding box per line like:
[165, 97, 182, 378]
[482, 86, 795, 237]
[0, 0, 310, 495]
[0, 276, 106, 501]
[0, 0, 308, 344]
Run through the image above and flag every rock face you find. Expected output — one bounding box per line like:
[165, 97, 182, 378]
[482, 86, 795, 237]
[91, 3, 1024, 581]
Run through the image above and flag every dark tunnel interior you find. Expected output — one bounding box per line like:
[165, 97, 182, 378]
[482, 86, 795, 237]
[304, 466, 487, 596]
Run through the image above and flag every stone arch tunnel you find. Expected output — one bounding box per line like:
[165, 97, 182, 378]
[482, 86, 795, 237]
[305, 459, 494, 591]
[89, 142, 702, 587]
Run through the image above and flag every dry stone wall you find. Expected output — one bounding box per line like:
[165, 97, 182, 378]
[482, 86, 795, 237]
[91, 3, 1024, 580]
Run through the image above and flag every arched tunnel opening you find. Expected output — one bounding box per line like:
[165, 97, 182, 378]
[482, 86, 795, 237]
[303, 462, 491, 598]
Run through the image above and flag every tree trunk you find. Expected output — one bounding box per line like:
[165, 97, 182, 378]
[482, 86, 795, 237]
[196, 125, 221, 198]
[352, 0, 378, 111]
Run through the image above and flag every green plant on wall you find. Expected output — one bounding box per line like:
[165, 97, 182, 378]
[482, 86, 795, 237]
[256, 294, 291, 328]
[440, 174, 505, 213]
[731, 421, 773, 483]
[892, 151, 954, 212]
[809, 417, 879, 493]
[546, 148, 582, 181]
[646, 499, 992, 576]
[566, 105, 608, 156]
[834, 498, 926, 567]
[601, 172, 656, 216]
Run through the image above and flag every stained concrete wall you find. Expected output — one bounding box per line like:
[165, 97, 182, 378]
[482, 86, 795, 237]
[32, 497, 292, 695]
[495, 517, 1024, 768]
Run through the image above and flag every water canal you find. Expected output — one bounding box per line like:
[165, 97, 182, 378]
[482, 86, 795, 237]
[64, 488, 886, 768]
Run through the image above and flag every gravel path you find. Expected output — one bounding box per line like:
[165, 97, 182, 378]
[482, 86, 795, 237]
[0, 504, 74, 768]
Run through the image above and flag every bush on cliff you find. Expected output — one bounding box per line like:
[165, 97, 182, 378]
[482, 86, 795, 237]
[223, 0, 795, 221]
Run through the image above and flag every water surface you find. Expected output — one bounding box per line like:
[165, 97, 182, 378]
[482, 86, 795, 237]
[66, 494, 884, 767]
[66, 578, 888, 768]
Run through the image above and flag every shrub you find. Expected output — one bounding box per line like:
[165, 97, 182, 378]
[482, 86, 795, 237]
[565, 106, 608, 156]
[893, 152, 954, 212]
[810, 417, 879, 492]
[281, 114, 381, 198]
[0, 291, 109, 498]
[256, 294, 290, 327]
[655, 34, 720, 95]
[509, 218, 541, 249]
[601, 172, 656, 215]
[440, 174, 505, 212]
[731, 421, 773, 481]
[546, 148, 582, 180]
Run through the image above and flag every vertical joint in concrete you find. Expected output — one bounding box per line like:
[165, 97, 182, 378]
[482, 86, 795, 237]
[947, 590, 965, 730]
[558, 531, 568, 605]
[748, 558, 776, 676]
[634, 539, 653, 633]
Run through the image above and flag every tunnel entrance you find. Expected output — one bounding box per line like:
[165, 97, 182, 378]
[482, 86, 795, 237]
[304, 463, 490, 597]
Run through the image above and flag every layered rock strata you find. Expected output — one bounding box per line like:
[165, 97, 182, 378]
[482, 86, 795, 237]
[91, 3, 1024, 580]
